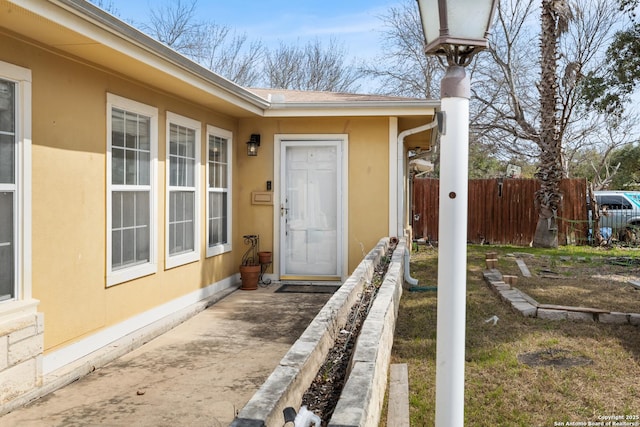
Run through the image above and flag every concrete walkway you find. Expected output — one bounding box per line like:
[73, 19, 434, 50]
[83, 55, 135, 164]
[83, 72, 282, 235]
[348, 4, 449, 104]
[0, 285, 332, 427]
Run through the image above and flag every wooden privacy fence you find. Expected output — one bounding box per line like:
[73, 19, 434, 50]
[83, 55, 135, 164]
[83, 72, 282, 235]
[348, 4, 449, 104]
[412, 178, 589, 246]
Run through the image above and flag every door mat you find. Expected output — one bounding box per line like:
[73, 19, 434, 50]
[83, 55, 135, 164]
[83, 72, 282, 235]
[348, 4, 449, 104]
[275, 284, 341, 294]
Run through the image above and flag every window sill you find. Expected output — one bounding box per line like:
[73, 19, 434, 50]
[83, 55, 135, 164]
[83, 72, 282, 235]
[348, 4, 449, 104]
[107, 263, 157, 287]
[0, 298, 40, 321]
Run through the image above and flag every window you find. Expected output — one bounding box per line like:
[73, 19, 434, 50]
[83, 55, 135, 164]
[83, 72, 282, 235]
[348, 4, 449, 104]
[166, 112, 200, 268]
[206, 126, 232, 257]
[107, 94, 157, 286]
[0, 62, 31, 303]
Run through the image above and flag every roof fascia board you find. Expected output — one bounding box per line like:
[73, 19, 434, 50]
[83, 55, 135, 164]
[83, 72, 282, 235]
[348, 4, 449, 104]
[264, 101, 440, 118]
[13, 0, 269, 114]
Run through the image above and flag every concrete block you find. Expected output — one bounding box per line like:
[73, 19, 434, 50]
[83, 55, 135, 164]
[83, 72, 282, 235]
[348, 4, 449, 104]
[329, 362, 375, 427]
[499, 289, 525, 304]
[0, 358, 37, 403]
[511, 301, 537, 317]
[598, 312, 629, 324]
[0, 315, 35, 338]
[233, 365, 297, 426]
[630, 314, 640, 326]
[0, 336, 7, 371]
[8, 323, 37, 345]
[537, 308, 568, 320]
[515, 258, 532, 277]
[483, 271, 502, 283]
[567, 311, 595, 322]
[8, 333, 43, 366]
[493, 284, 511, 292]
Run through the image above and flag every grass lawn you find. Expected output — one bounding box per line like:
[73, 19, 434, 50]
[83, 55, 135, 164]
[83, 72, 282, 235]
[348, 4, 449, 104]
[383, 245, 640, 426]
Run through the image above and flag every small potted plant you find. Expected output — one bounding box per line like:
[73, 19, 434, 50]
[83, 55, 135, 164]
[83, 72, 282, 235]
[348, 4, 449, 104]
[239, 235, 261, 290]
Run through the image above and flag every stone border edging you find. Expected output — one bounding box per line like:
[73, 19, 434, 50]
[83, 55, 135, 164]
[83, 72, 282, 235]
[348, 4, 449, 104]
[231, 237, 405, 427]
[483, 269, 640, 326]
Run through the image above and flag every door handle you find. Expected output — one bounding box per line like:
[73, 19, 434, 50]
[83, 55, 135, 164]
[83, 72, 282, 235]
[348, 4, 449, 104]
[280, 205, 289, 217]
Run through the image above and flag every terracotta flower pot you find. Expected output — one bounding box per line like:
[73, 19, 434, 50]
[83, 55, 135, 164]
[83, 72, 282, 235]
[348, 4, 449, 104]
[257, 251, 272, 264]
[239, 264, 261, 290]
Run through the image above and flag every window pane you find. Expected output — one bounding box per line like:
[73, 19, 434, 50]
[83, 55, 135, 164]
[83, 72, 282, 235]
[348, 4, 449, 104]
[125, 149, 137, 185]
[121, 191, 135, 227]
[138, 151, 150, 185]
[208, 191, 227, 247]
[112, 191, 122, 228]
[0, 79, 15, 133]
[111, 109, 124, 147]
[112, 190, 150, 270]
[112, 229, 122, 268]
[0, 133, 15, 184]
[169, 190, 194, 255]
[169, 123, 196, 189]
[112, 147, 124, 185]
[138, 117, 150, 151]
[218, 164, 227, 188]
[0, 192, 14, 300]
[124, 112, 138, 149]
[135, 191, 149, 227]
[186, 129, 195, 157]
[136, 226, 149, 263]
[121, 228, 135, 265]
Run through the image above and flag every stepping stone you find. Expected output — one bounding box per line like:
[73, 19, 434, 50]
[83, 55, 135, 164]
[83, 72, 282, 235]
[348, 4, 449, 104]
[515, 258, 532, 277]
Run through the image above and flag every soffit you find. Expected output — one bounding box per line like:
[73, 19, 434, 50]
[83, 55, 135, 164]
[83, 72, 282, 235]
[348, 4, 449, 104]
[0, 0, 268, 118]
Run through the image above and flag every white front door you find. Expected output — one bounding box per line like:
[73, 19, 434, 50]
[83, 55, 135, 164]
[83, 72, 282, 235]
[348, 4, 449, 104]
[280, 140, 342, 279]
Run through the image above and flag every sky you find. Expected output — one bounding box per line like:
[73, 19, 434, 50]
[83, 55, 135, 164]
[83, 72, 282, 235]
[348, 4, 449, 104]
[102, 0, 404, 62]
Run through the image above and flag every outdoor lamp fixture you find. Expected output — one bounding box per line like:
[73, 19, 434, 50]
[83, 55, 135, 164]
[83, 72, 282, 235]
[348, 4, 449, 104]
[246, 134, 261, 156]
[416, 0, 497, 426]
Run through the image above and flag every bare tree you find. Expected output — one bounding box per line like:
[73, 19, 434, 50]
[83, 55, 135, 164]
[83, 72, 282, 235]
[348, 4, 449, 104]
[131, 0, 263, 87]
[140, 0, 207, 58]
[263, 38, 363, 92]
[361, 1, 444, 98]
[194, 25, 264, 87]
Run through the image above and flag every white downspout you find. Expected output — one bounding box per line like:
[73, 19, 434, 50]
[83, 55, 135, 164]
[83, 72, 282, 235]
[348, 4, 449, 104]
[397, 119, 438, 286]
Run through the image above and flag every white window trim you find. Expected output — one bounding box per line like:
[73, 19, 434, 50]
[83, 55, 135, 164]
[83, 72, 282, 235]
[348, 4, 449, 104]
[106, 93, 158, 286]
[0, 61, 32, 307]
[206, 125, 232, 258]
[165, 112, 201, 269]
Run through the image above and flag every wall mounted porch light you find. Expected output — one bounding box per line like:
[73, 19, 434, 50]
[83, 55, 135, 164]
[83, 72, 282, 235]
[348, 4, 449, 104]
[415, 0, 497, 426]
[246, 134, 261, 156]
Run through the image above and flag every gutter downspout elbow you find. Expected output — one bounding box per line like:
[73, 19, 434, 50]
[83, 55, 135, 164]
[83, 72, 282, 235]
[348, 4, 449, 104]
[404, 246, 418, 287]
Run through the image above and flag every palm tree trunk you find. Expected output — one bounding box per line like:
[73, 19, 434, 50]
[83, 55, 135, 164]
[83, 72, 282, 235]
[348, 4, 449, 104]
[533, 0, 567, 248]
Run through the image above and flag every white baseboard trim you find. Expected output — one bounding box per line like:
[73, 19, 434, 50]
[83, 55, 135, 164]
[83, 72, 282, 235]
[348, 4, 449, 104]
[43, 274, 239, 375]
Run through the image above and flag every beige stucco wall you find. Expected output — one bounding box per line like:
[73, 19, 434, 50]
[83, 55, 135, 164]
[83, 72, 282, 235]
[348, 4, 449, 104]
[1, 33, 240, 352]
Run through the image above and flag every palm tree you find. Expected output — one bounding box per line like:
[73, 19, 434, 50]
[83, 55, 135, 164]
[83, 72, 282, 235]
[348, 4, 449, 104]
[533, 0, 572, 248]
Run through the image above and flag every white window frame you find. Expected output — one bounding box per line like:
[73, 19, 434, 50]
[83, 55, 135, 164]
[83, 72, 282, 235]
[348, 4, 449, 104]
[206, 125, 232, 257]
[165, 112, 201, 269]
[0, 61, 31, 305]
[106, 93, 158, 287]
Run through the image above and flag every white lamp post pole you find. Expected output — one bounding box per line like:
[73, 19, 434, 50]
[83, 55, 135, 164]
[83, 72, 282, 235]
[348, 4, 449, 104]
[435, 65, 470, 427]
[415, 1, 497, 425]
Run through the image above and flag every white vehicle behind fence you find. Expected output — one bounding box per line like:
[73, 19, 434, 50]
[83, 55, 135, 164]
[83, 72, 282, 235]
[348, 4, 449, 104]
[592, 191, 640, 239]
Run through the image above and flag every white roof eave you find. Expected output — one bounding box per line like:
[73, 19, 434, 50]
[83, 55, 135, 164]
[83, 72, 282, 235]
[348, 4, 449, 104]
[47, 0, 271, 113]
[263, 101, 440, 118]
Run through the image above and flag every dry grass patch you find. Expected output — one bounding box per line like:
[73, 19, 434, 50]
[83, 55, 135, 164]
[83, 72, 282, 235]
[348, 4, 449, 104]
[497, 250, 640, 314]
[382, 245, 640, 426]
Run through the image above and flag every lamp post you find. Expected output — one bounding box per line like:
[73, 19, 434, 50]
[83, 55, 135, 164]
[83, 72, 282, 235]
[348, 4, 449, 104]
[415, 1, 497, 426]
